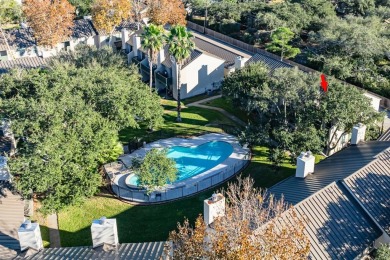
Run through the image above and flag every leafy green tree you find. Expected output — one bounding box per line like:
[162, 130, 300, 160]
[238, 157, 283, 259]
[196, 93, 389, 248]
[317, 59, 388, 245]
[141, 24, 166, 91]
[0, 0, 22, 24]
[376, 244, 390, 260]
[187, 0, 213, 31]
[167, 25, 195, 122]
[309, 15, 390, 96]
[69, 0, 93, 16]
[266, 27, 301, 61]
[222, 63, 381, 159]
[137, 148, 177, 193]
[0, 47, 164, 213]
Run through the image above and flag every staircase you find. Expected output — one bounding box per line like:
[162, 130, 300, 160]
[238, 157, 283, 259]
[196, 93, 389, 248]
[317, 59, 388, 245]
[0, 182, 25, 259]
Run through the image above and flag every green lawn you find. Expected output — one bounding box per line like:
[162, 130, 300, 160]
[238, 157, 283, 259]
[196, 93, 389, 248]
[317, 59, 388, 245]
[57, 98, 320, 247]
[119, 106, 239, 144]
[202, 97, 252, 123]
[58, 145, 296, 247]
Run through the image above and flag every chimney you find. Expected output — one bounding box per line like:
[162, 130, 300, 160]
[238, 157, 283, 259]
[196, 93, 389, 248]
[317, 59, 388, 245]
[157, 48, 165, 66]
[18, 220, 43, 251]
[121, 28, 129, 50]
[133, 34, 141, 52]
[234, 56, 245, 70]
[204, 193, 225, 226]
[351, 123, 366, 145]
[296, 151, 315, 178]
[91, 217, 119, 248]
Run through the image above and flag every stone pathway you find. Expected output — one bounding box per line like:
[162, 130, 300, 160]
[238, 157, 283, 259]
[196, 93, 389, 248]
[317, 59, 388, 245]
[47, 213, 61, 248]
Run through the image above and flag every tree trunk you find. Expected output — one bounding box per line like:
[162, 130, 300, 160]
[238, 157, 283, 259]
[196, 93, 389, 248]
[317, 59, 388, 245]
[204, 8, 208, 34]
[177, 63, 182, 122]
[149, 57, 153, 92]
[280, 48, 283, 61]
[284, 99, 287, 125]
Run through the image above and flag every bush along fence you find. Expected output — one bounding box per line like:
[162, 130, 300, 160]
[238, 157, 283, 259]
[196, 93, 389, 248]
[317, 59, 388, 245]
[104, 151, 251, 204]
[186, 21, 390, 109]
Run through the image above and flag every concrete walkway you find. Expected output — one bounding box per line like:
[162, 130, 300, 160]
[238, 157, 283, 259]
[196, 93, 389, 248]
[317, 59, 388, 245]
[47, 213, 61, 248]
[183, 95, 246, 127]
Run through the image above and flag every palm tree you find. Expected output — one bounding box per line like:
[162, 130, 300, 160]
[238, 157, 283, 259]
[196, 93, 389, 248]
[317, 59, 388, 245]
[167, 25, 195, 122]
[141, 24, 166, 91]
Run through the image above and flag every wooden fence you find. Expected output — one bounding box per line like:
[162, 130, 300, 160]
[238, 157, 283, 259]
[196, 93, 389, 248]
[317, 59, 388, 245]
[187, 21, 390, 109]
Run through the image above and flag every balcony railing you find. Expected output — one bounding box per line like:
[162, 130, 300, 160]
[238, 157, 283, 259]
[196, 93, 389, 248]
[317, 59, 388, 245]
[131, 56, 142, 66]
[155, 71, 172, 86]
[140, 63, 156, 76]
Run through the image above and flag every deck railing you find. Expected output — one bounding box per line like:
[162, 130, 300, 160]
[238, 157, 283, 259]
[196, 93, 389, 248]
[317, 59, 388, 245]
[105, 150, 251, 204]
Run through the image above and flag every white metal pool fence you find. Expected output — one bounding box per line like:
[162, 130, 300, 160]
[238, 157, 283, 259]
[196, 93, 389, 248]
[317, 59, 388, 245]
[105, 151, 251, 204]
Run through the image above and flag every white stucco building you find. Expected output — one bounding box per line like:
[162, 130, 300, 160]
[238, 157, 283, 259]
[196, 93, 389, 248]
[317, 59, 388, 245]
[125, 30, 250, 100]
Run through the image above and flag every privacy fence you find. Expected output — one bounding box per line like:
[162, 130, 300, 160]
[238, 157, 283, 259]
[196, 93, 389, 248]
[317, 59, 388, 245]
[186, 21, 390, 109]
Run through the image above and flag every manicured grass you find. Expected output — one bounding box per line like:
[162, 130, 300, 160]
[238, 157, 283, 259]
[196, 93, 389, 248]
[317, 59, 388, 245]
[57, 100, 319, 247]
[182, 93, 211, 105]
[202, 97, 252, 122]
[58, 145, 296, 247]
[119, 106, 238, 144]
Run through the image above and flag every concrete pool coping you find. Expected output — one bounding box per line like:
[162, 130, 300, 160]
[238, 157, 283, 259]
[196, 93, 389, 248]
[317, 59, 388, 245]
[108, 133, 250, 203]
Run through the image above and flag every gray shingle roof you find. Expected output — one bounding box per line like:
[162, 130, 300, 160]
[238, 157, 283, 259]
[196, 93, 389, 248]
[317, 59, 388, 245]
[0, 136, 12, 154]
[160, 45, 202, 69]
[96, 21, 139, 36]
[247, 53, 293, 71]
[344, 148, 390, 234]
[0, 27, 36, 51]
[292, 182, 381, 260]
[269, 141, 390, 205]
[0, 19, 97, 51]
[68, 19, 98, 40]
[24, 241, 167, 260]
[0, 57, 47, 74]
[193, 37, 239, 68]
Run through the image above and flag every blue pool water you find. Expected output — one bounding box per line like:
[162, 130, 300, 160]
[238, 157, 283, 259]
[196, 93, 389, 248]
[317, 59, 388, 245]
[128, 141, 234, 186]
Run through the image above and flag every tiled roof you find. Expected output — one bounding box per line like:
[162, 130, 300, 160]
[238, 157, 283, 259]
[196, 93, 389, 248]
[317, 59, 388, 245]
[0, 57, 47, 74]
[24, 241, 168, 259]
[193, 37, 239, 67]
[269, 141, 390, 205]
[247, 53, 293, 71]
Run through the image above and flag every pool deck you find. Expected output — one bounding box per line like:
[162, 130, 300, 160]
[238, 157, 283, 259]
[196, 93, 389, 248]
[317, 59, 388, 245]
[107, 133, 250, 203]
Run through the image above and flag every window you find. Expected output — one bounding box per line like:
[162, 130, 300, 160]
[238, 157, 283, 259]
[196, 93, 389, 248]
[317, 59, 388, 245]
[0, 51, 7, 56]
[64, 41, 71, 51]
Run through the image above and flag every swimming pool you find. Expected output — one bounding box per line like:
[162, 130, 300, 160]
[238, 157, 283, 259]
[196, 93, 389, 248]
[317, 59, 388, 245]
[126, 141, 234, 187]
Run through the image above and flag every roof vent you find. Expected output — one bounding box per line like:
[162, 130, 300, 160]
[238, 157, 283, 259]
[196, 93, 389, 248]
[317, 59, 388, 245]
[296, 151, 315, 178]
[18, 220, 43, 252]
[351, 123, 366, 145]
[204, 193, 225, 226]
[91, 217, 119, 248]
